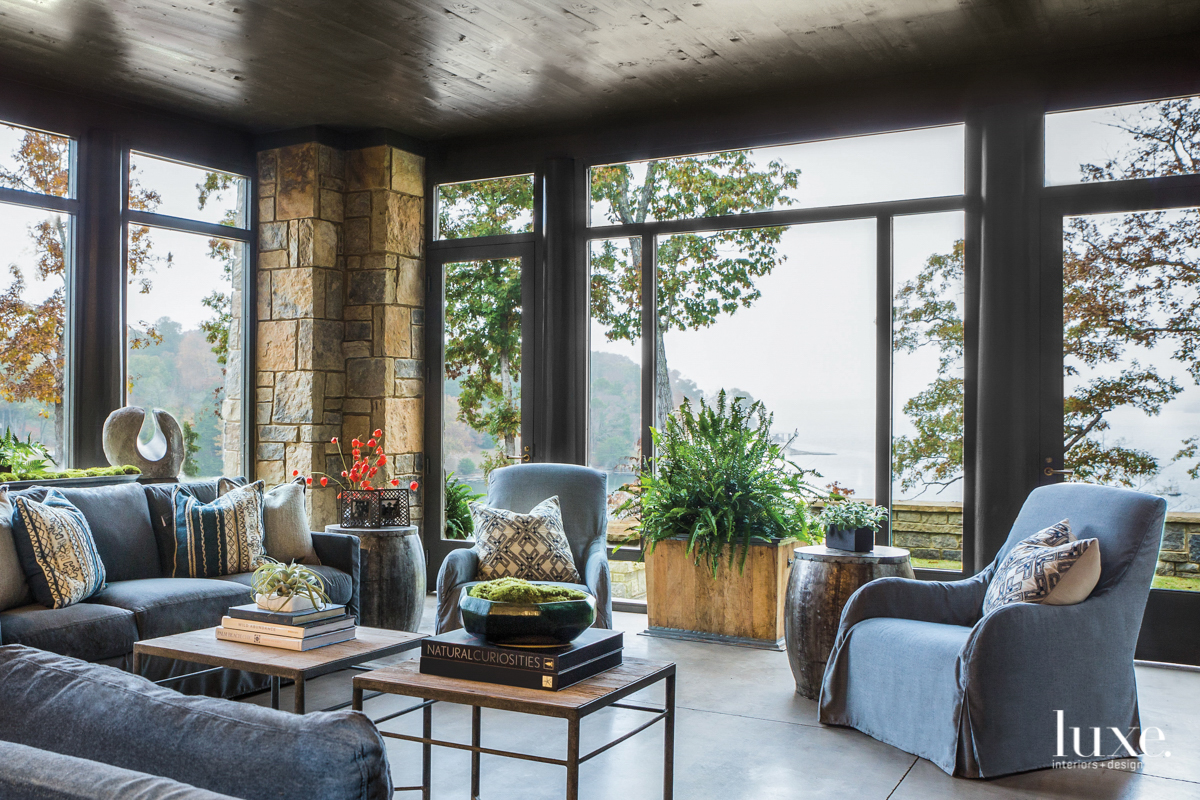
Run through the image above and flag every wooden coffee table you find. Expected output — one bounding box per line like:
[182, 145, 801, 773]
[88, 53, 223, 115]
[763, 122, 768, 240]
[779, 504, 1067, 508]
[353, 656, 676, 800]
[133, 626, 425, 714]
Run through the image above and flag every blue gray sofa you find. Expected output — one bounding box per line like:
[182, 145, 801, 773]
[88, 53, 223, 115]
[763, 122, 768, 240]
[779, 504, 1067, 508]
[0, 478, 360, 696]
[0, 644, 390, 800]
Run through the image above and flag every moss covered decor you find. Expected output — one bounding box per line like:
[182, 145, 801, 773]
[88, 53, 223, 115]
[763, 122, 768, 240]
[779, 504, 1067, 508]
[468, 577, 587, 604]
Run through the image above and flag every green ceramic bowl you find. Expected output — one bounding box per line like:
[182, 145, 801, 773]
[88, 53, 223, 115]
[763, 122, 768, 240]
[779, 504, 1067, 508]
[460, 587, 596, 647]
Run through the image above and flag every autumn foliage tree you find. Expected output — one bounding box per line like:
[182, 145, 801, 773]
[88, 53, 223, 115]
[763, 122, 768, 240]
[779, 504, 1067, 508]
[590, 152, 800, 428]
[894, 97, 1200, 493]
[437, 177, 533, 461]
[1, 127, 235, 461]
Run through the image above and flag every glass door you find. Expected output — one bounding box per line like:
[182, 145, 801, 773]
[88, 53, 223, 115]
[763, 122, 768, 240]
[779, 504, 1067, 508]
[425, 241, 536, 584]
[1041, 202, 1200, 663]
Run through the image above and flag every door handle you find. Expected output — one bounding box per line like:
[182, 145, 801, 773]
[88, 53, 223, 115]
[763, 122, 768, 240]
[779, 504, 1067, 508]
[1043, 467, 1075, 477]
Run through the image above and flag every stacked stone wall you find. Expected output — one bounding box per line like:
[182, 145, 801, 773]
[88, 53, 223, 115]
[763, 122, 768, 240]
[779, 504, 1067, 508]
[255, 142, 424, 530]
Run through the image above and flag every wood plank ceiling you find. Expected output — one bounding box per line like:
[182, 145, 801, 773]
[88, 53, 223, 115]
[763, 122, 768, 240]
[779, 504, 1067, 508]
[0, 1, 1196, 140]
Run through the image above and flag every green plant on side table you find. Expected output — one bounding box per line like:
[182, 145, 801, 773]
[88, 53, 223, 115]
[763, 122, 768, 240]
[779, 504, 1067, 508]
[637, 390, 820, 576]
[251, 559, 332, 612]
[444, 470, 484, 540]
[818, 499, 890, 553]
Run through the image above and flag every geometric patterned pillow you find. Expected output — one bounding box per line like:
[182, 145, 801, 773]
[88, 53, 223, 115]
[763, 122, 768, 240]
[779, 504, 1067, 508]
[172, 480, 268, 578]
[10, 489, 107, 609]
[982, 519, 1102, 616]
[470, 496, 582, 583]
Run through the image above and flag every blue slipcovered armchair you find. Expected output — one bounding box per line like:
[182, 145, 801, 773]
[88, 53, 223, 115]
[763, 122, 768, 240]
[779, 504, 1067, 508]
[436, 463, 613, 633]
[819, 483, 1166, 777]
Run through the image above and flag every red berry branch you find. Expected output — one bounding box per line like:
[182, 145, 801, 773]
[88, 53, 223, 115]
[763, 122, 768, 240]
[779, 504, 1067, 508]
[295, 428, 419, 496]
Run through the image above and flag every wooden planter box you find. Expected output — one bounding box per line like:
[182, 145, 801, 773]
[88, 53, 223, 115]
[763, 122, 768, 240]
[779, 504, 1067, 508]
[645, 536, 797, 650]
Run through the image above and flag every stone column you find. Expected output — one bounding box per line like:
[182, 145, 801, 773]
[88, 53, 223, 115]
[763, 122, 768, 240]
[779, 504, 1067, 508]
[340, 145, 425, 529]
[254, 140, 425, 531]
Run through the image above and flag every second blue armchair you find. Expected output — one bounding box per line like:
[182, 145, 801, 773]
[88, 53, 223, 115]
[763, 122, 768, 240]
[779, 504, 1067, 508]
[435, 463, 613, 634]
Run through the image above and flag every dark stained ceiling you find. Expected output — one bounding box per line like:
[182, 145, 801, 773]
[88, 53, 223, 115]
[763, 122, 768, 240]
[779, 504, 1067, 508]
[0, 1, 1198, 141]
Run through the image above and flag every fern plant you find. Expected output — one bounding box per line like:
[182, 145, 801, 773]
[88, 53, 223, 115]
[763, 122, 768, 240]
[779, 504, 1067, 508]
[444, 471, 485, 540]
[638, 391, 820, 576]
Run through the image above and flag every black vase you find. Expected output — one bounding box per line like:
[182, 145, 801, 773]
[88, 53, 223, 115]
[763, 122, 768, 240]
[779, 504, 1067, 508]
[825, 526, 875, 552]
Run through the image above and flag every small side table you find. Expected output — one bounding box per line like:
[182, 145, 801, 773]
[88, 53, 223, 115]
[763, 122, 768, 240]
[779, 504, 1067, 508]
[784, 545, 914, 699]
[326, 524, 425, 632]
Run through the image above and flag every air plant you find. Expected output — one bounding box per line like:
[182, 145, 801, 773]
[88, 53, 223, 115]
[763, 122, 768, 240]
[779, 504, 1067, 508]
[250, 559, 331, 610]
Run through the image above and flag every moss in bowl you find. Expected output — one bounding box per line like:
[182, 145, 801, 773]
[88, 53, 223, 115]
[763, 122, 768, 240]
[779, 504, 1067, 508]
[462, 578, 595, 647]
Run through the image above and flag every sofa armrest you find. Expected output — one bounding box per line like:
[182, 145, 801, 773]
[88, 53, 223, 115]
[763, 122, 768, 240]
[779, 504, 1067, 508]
[311, 531, 360, 622]
[435, 548, 479, 634]
[581, 540, 612, 629]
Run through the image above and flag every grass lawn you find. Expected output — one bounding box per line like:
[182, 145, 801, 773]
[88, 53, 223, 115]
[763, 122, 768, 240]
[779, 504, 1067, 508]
[911, 558, 964, 572]
[1152, 573, 1200, 592]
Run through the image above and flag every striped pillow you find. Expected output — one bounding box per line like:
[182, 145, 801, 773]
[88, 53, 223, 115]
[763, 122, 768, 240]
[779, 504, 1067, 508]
[10, 489, 106, 609]
[172, 480, 268, 578]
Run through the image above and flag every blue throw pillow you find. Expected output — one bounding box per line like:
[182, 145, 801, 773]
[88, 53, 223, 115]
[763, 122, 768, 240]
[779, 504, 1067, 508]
[11, 489, 107, 609]
[172, 480, 267, 578]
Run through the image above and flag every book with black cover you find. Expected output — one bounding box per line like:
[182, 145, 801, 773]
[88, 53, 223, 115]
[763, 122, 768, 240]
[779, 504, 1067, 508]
[420, 648, 623, 691]
[226, 602, 347, 626]
[420, 628, 623, 674]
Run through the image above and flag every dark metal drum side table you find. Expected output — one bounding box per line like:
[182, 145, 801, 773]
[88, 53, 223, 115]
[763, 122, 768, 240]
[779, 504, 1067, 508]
[326, 524, 425, 632]
[784, 545, 914, 699]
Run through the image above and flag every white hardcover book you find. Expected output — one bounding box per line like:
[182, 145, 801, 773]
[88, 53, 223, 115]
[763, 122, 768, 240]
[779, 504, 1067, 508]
[220, 616, 354, 639]
[216, 626, 357, 651]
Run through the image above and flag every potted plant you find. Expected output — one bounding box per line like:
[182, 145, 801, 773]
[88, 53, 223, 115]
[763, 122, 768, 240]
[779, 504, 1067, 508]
[251, 559, 332, 612]
[818, 500, 889, 552]
[636, 391, 819, 646]
[300, 429, 419, 528]
[444, 470, 484, 539]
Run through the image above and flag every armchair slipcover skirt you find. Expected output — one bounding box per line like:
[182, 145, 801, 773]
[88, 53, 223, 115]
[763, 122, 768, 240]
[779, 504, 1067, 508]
[819, 483, 1166, 778]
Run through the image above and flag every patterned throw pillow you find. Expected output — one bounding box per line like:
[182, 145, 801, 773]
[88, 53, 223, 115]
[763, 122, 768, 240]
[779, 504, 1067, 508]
[982, 519, 1102, 616]
[471, 496, 582, 583]
[10, 489, 106, 609]
[219, 477, 319, 565]
[172, 480, 268, 578]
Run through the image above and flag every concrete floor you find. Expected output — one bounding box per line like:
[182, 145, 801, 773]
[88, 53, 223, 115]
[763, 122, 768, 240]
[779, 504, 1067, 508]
[246, 596, 1200, 799]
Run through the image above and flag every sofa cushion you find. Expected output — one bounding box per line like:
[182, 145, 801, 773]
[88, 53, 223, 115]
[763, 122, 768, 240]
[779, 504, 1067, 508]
[172, 482, 268, 578]
[0, 740, 240, 800]
[145, 478, 246, 575]
[85, 578, 251, 640]
[0, 487, 33, 611]
[12, 489, 108, 609]
[0, 602, 138, 662]
[18, 482, 162, 583]
[471, 495, 582, 582]
[216, 564, 353, 607]
[0, 645, 392, 800]
[221, 476, 320, 565]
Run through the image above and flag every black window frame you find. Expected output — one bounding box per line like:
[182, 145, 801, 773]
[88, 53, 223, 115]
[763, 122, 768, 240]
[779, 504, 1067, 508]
[582, 141, 974, 583]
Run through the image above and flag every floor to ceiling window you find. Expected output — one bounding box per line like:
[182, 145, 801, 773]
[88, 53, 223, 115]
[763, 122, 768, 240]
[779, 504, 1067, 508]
[426, 174, 536, 579]
[124, 153, 250, 478]
[1045, 96, 1200, 592]
[0, 120, 75, 467]
[587, 126, 969, 595]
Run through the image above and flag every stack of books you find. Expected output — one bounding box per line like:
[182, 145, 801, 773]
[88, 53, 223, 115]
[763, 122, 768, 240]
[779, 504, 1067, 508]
[215, 603, 356, 651]
[420, 628, 623, 691]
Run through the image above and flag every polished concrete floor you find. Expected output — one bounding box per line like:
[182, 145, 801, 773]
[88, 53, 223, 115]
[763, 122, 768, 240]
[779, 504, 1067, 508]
[246, 596, 1200, 799]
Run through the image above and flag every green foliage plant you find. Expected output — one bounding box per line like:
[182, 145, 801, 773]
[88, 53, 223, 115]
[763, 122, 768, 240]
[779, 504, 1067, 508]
[637, 391, 819, 577]
[469, 577, 587, 604]
[444, 471, 484, 540]
[0, 427, 56, 475]
[250, 559, 332, 609]
[817, 500, 890, 533]
[0, 465, 141, 483]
